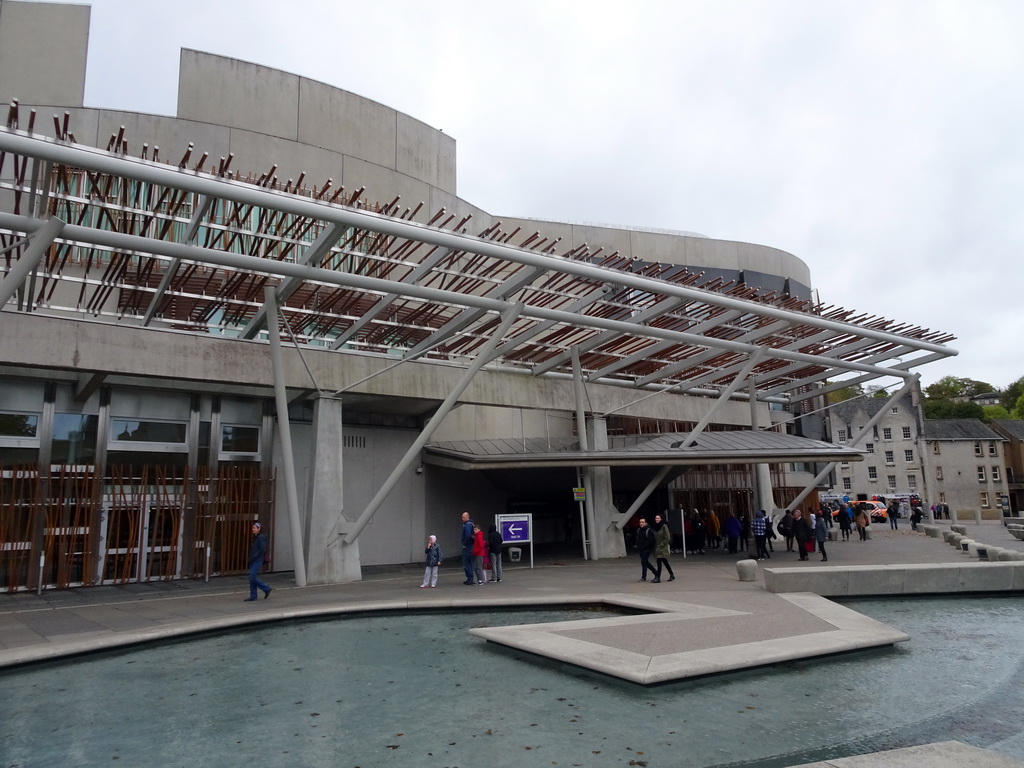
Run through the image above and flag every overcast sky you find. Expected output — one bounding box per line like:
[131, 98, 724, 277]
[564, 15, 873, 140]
[71, 0, 1023, 392]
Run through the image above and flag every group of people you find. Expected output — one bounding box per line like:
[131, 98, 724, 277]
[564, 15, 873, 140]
[458, 512, 504, 586]
[634, 513, 676, 583]
[419, 513, 508, 588]
[776, 509, 832, 561]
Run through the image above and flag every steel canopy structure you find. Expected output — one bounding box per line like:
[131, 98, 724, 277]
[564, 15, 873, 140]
[0, 119, 956, 405]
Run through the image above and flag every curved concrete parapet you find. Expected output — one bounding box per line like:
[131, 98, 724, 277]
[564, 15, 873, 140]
[736, 559, 758, 582]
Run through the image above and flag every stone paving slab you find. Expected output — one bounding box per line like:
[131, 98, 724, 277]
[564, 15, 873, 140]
[470, 592, 907, 684]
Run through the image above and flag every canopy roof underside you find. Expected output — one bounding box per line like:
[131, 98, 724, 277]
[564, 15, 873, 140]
[0, 115, 956, 404]
[425, 430, 867, 470]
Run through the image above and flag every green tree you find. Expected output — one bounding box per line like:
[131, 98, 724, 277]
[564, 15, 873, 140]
[924, 376, 995, 401]
[826, 384, 863, 405]
[923, 400, 984, 420]
[982, 405, 1011, 423]
[1013, 392, 1024, 419]
[1004, 376, 1024, 411]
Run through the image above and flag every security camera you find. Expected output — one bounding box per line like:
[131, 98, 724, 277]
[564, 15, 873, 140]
[415, 465, 424, 475]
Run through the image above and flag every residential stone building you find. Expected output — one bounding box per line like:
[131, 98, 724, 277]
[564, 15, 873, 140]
[990, 420, 1024, 515]
[826, 394, 926, 502]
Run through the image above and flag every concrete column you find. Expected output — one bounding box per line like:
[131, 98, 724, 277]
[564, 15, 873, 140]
[305, 394, 362, 584]
[588, 417, 627, 559]
[749, 382, 776, 514]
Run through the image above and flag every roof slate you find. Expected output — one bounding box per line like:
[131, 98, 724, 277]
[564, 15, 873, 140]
[922, 419, 1003, 441]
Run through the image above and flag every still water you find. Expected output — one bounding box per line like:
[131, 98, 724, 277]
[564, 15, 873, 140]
[2, 597, 1023, 767]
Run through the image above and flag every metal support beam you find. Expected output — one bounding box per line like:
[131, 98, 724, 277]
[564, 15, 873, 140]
[243, 222, 346, 339]
[0, 129, 956, 360]
[615, 349, 767, 527]
[0, 216, 63, 311]
[266, 288, 308, 587]
[341, 304, 525, 546]
[572, 347, 598, 558]
[0, 211, 948, 383]
[785, 374, 921, 511]
[74, 372, 106, 404]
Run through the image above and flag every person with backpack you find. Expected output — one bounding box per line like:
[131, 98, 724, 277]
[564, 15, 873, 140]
[244, 521, 272, 602]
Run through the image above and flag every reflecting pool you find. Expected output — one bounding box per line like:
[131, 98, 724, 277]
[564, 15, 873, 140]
[2, 597, 1024, 767]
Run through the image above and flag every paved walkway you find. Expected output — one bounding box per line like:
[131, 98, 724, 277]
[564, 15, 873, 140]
[1, 519, 1019, 666]
[2, 518, 1023, 766]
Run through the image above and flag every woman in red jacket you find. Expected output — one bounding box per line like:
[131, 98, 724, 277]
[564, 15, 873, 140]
[472, 524, 488, 585]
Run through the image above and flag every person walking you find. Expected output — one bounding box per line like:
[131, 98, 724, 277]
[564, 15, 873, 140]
[487, 524, 504, 583]
[815, 511, 829, 562]
[420, 534, 441, 588]
[888, 501, 900, 530]
[752, 510, 770, 560]
[855, 505, 869, 541]
[652, 513, 675, 582]
[778, 510, 794, 552]
[636, 517, 659, 582]
[837, 504, 852, 541]
[244, 522, 272, 602]
[472, 524, 487, 585]
[460, 512, 476, 585]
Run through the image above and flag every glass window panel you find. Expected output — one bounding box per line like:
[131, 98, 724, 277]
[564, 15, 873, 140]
[52, 413, 99, 464]
[111, 419, 187, 444]
[0, 413, 39, 437]
[221, 425, 260, 453]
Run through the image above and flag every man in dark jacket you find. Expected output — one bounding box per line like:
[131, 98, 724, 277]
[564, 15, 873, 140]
[636, 517, 659, 582]
[460, 512, 476, 585]
[245, 522, 271, 602]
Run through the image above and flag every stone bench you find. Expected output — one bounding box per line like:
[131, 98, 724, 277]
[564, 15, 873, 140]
[763, 562, 1024, 597]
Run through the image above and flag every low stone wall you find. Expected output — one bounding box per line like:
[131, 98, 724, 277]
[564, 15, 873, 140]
[763, 562, 1024, 597]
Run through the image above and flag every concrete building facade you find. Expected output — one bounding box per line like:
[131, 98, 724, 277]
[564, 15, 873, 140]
[0, 1, 957, 592]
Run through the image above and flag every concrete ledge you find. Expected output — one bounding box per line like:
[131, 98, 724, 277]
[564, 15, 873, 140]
[797, 740, 1024, 767]
[763, 562, 1024, 597]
